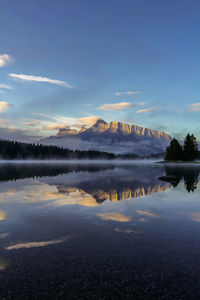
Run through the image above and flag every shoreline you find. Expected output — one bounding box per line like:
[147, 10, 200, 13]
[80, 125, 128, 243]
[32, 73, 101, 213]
[157, 160, 200, 165]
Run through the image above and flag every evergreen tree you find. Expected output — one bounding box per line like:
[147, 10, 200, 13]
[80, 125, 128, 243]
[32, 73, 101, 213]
[165, 138, 183, 161]
[0, 139, 115, 160]
[183, 134, 199, 161]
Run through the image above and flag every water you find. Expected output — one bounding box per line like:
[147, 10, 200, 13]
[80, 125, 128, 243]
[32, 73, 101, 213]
[0, 161, 200, 299]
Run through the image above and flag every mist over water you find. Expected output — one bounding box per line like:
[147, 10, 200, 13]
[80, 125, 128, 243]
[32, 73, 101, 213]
[0, 161, 200, 299]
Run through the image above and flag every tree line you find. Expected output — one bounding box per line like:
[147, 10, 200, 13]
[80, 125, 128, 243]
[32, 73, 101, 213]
[165, 134, 199, 161]
[0, 139, 115, 160]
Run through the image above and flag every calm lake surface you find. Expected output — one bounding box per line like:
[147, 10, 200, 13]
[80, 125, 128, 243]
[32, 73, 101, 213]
[0, 161, 200, 299]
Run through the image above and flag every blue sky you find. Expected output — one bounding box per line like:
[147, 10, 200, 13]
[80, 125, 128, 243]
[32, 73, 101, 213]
[0, 0, 200, 141]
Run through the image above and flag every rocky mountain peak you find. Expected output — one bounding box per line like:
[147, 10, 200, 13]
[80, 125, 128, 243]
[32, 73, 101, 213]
[93, 119, 107, 127]
[42, 119, 172, 156]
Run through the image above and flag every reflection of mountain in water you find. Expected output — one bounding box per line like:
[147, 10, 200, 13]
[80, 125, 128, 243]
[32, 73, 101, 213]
[159, 166, 200, 193]
[43, 165, 170, 203]
[57, 184, 170, 203]
[0, 163, 171, 205]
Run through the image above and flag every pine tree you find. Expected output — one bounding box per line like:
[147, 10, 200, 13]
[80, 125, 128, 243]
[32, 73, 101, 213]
[183, 134, 199, 161]
[165, 138, 183, 161]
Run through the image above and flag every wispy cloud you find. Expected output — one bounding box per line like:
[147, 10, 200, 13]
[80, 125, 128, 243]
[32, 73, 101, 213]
[37, 113, 101, 129]
[0, 119, 5, 126]
[188, 103, 200, 112]
[115, 91, 141, 96]
[25, 119, 40, 127]
[78, 116, 100, 127]
[0, 83, 13, 90]
[0, 102, 12, 113]
[139, 102, 146, 106]
[44, 124, 67, 131]
[9, 73, 73, 88]
[98, 102, 134, 111]
[136, 107, 156, 113]
[0, 54, 14, 67]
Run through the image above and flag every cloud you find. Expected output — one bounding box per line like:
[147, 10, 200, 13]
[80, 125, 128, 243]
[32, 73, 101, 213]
[139, 102, 146, 106]
[115, 91, 141, 96]
[0, 127, 42, 142]
[25, 119, 40, 126]
[188, 103, 200, 112]
[9, 73, 73, 88]
[0, 54, 13, 67]
[0, 83, 13, 90]
[37, 113, 101, 129]
[0, 119, 5, 126]
[0, 102, 12, 113]
[78, 116, 101, 127]
[44, 123, 68, 130]
[5, 236, 68, 250]
[97, 212, 131, 222]
[98, 102, 134, 111]
[136, 107, 156, 113]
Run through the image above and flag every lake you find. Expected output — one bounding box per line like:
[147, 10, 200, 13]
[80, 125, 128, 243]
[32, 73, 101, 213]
[0, 161, 200, 299]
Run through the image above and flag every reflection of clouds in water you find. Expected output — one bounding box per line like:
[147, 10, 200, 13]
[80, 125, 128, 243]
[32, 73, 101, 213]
[97, 212, 131, 222]
[0, 184, 99, 208]
[6, 236, 69, 251]
[0, 209, 7, 220]
[189, 213, 200, 223]
[24, 187, 99, 207]
[44, 190, 99, 207]
[114, 228, 140, 234]
[0, 233, 9, 239]
[139, 218, 147, 222]
[136, 210, 157, 217]
[0, 259, 8, 271]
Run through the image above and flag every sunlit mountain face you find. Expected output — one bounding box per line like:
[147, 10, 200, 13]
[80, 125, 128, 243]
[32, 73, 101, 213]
[41, 119, 172, 155]
[1, 162, 200, 299]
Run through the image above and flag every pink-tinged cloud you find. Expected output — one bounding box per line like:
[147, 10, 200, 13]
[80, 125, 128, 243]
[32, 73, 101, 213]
[44, 124, 67, 130]
[136, 107, 156, 113]
[188, 103, 200, 112]
[115, 91, 141, 96]
[98, 102, 134, 111]
[0, 102, 12, 113]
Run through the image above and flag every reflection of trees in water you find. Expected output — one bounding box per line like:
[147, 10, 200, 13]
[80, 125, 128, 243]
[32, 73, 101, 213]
[184, 169, 199, 192]
[164, 166, 200, 193]
[0, 164, 114, 183]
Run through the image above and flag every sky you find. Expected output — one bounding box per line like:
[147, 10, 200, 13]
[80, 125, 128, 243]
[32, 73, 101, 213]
[0, 0, 200, 141]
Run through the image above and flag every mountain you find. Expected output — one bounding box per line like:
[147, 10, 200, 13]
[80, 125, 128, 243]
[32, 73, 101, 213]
[41, 119, 172, 155]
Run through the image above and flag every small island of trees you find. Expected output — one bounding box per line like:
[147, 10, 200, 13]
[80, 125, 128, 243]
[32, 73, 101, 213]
[165, 134, 199, 162]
